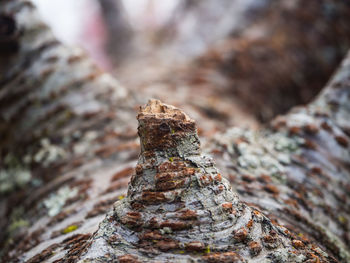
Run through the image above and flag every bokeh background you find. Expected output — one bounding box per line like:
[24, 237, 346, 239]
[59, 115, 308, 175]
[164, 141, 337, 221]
[31, 0, 350, 130]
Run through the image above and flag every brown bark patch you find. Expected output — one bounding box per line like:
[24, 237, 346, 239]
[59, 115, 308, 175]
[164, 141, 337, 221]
[118, 254, 141, 263]
[233, 228, 248, 243]
[141, 191, 168, 204]
[335, 135, 349, 147]
[155, 239, 179, 251]
[160, 220, 191, 231]
[185, 241, 205, 252]
[203, 252, 242, 263]
[111, 167, 134, 182]
[249, 241, 262, 256]
[292, 239, 305, 249]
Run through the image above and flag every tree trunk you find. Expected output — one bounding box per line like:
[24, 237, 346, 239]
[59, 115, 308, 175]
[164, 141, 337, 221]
[193, 0, 350, 122]
[0, 0, 349, 262]
[97, 0, 133, 67]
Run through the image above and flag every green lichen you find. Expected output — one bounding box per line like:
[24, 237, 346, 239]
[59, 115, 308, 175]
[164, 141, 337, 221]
[8, 219, 29, 233]
[271, 134, 300, 153]
[34, 138, 67, 166]
[214, 128, 300, 183]
[6, 207, 28, 238]
[338, 215, 347, 224]
[73, 131, 99, 156]
[62, 224, 79, 234]
[0, 169, 31, 194]
[43, 186, 78, 216]
[0, 154, 31, 194]
[204, 245, 211, 254]
[160, 227, 172, 234]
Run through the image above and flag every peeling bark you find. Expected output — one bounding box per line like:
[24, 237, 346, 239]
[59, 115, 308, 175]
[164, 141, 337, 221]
[0, 0, 349, 263]
[78, 100, 341, 262]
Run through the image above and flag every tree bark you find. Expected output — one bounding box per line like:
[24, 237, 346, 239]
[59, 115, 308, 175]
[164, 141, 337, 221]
[192, 0, 350, 121]
[0, 0, 136, 251]
[0, 0, 349, 262]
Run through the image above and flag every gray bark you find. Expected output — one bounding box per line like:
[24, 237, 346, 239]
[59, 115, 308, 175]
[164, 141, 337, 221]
[0, 0, 349, 262]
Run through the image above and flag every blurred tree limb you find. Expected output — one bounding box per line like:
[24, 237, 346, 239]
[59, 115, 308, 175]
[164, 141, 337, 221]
[0, 0, 349, 262]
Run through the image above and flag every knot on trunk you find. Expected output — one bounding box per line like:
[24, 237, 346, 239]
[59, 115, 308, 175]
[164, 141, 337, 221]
[137, 99, 199, 155]
[81, 100, 332, 263]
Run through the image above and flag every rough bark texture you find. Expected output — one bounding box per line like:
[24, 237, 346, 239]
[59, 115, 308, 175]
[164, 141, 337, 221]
[0, 0, 133, 155]
[211, 58, 350, 261]
[0, 0, 350, 263]
[0, 0, 136, 251]
[78, 100, 343, 262]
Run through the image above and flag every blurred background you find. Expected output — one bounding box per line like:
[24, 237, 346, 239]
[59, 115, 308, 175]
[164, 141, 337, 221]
[31, 0, 350, 131]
